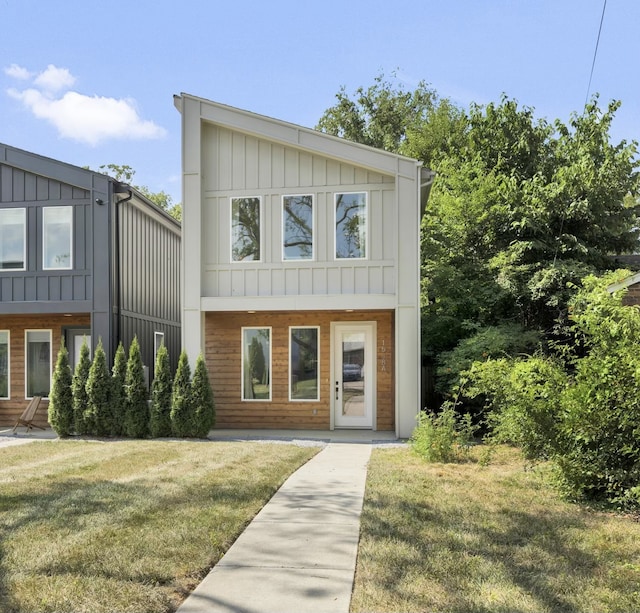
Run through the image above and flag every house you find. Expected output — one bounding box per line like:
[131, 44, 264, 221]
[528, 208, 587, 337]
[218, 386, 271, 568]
[607, 270, 640, 306]
[0, 143, 181, 428]
[174, 94, 433, 438]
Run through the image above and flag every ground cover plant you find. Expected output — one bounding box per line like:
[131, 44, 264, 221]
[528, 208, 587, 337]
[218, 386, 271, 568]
[0, 440, 318, 613]
[351, 445, 640, 613]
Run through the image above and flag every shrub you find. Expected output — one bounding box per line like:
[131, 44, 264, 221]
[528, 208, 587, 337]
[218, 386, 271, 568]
[123, 336, 149, 438]
[149, 343, 172, 438]
[72, 339, 91, 435]
[192, 353, 215, 438]
[111, 342, 127, 436]
[85, 339, 112, 436]
[171, 351, 194, 437]
[48, 340, 74, 437]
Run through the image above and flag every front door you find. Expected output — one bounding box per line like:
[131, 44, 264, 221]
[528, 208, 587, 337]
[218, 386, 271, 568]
[333, 322, 375, 429]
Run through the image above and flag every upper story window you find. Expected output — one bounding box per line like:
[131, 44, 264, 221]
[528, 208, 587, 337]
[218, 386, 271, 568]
[283, 195, 313, 261]
[43, 206, 73, 270]
[335, 192, 367, 259]
[231, 197, 261, 262]
[0, 208, 26, 270]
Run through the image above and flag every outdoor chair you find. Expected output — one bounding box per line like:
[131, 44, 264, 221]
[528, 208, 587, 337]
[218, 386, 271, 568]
[12, 396, 44, 433]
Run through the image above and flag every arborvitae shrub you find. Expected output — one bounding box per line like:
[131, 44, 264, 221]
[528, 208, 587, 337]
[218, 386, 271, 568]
[85, 339, 112, 436]
[171, 350, 194, 437]
[192, 353, 215, 438]
[150, 343, 173, 437]
[111, 342, 127, 436]
[48, 340, 74, 437]
[72, 339, 91, 435]
[124, 336, 149, 438]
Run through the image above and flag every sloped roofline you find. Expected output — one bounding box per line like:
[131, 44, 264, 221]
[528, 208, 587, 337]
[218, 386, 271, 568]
[607, 270, 640, 293]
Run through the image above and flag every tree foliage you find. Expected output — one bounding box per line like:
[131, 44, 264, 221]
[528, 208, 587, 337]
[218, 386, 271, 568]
[150, 343, 173, 438]
[48, 340, 74, 437]
[111, 342, 127, 436]
[72, 339, 91, 435]
[123, 336, 149, 438]
[192, 353, 215, 438]
[171, 351, 194, 437]
[85, 338, 112, 436]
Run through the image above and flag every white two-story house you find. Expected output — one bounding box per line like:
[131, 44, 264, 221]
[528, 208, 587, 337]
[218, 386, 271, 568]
[175, 94, 432, 438]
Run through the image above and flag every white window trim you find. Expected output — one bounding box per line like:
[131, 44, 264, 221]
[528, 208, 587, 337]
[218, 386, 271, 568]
[24, 329, 52, 400]
[282, 194, 314, 262]
[241, 326, 272, 402]
[334, 191, 368, 261]
[0, 330, 9, 400]
[43, 206, 73, 270]
[0, 207, 26, 272]
[289, 326, 320, 402]
[154, 331, 165, 361]
[230, 196, 262, 263]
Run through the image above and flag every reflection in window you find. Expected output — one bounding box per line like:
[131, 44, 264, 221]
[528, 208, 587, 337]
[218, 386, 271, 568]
[231, 197, 261, 261]
[0, 331, 8, 399]
[0, 208, 26, 270]
[242, 328, 271, 400]
[335, 192, 367, 259]
[283, 195, 313, 260]
[290, 327, 319, 401]
[43, 206, 73, 269]
[26, 330, 51, 398]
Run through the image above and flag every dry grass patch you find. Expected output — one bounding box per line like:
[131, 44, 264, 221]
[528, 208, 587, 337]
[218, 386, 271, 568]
[0, 439, 318, 613]
[352, 445, 640, 613]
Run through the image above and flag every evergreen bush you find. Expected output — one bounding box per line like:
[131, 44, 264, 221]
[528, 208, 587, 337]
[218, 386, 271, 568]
[123, 336, 149, 438]
[171, 351, 194, 437]
[192, 353, 215, 438]
[149, 343, 173, 438]
[72, 339, 91, 435]
[110, 342, 127, 436]
[85, 339, 112, 436]
[48, 339, 74, 437]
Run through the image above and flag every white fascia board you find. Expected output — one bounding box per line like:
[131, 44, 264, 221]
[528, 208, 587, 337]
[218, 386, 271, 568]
[200, 294, 397, 312]
[607, 271, 640, 293]
[179, 93, 422, 179]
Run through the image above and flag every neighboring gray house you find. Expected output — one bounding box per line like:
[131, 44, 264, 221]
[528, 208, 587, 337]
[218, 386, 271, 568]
[0, 143, 181, 428]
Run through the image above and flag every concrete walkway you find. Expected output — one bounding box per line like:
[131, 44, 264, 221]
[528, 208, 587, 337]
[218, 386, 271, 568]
[177, 442, 373, 613]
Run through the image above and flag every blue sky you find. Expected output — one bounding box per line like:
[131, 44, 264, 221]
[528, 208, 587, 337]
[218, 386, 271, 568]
[1, 0, 637, 205]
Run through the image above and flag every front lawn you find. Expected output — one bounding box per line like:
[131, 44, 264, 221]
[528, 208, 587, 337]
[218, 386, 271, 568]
[352, 445, 640, 613]
[0, 440, 318, 613]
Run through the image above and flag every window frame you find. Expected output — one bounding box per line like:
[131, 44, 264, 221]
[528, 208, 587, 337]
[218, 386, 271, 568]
[43, 206, 73, 270]
[25, 329, 52, 400]
[0, 207, 26, 271]
[0, 330, 9, 400]
[154, 331, 165, 362]
[282, 194, 314, 261]
[334, 191, 368, 260]
[241, 326, 272, 401]
[230, 196, 262, 263]
[289, 326, 320, 402]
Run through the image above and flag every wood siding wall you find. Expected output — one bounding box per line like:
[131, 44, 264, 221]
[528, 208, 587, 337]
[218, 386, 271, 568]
[0, 313, 90, 428]
[622, 284, 640, 306]
[205, 310, 394, 430]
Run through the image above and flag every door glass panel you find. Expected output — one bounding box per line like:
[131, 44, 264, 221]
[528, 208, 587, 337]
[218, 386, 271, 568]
[342, 332, 365, 417]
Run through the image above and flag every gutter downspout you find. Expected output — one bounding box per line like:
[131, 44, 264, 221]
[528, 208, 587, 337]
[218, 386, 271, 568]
[113, 182, 133, 350]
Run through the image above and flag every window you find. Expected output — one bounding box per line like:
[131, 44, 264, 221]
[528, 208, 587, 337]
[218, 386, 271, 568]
[283, 195, 313, 260]
[0, 208, 26, 270]
[242, 327, 271, 400]
[43, 206, 73, 269]
[290, 327, 319, 401]
[0, 331, 9, 399]
[154, 331, 165, 361]
[231, 197, 261, 261]
[335, 192, 367, 259]
[25, 330, 51, 398]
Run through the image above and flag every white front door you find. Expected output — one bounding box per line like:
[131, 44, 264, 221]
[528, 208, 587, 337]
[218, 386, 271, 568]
[333, 322, 375, 429]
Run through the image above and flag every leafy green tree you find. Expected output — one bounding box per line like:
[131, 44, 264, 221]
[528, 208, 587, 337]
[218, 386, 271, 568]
[124, 336, 149, 438]
[72, 339, 91, 435]
[149, 343, 173, 438]
[171, 350, 194, 437]
[192, 353, 215, 438]
[85, 339, 112, 436]
[111, 342, 127, 436]
[48, 339, 74, 437]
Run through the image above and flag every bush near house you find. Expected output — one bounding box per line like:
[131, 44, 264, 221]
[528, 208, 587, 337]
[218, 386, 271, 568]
[123, 336, 149, 439]
[48, 340, 74, 437]
[72, 339, 91, 435]
[110, 342, 127, 437]
[192, 353, 215, 437]
[171, 350, 194, 437]
[149, 343, 173, 438]
[84, 339, 113, 437]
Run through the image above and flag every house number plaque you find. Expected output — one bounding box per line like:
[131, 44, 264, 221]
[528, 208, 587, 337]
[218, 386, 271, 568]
[380, 338, 387, 372]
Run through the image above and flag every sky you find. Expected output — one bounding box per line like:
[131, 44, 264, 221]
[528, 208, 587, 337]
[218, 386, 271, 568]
[1, 0, 638, 205]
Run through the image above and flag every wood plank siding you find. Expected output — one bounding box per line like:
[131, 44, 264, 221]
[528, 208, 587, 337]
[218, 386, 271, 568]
[205, 310, 394, 430]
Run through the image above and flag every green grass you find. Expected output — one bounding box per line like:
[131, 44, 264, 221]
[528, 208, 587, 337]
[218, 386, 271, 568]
[0, 440, 318, 613]
[351, 445, 640, 613]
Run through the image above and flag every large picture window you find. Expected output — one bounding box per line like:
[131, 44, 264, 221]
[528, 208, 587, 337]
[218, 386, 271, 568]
[242, 327, 271, 400]
[43, 206, 73, 269]
[0, 331, 9, 399]
[231, 197, 261, 262]
[283, 195, 313, 260]
[26, 330, 51, 398]
[290, 327, 319, 401]
[335, 192, 367, 259]
[0, 208, 26, 270]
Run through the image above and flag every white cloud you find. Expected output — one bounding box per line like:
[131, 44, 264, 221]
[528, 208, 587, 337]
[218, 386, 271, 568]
[5, 64, 166, 146]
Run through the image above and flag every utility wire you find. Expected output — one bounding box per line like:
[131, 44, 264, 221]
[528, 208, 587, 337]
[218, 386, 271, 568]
[585, 0, 607, 107]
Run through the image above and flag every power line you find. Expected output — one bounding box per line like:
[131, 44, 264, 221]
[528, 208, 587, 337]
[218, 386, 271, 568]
[585, 0, 607, 107]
